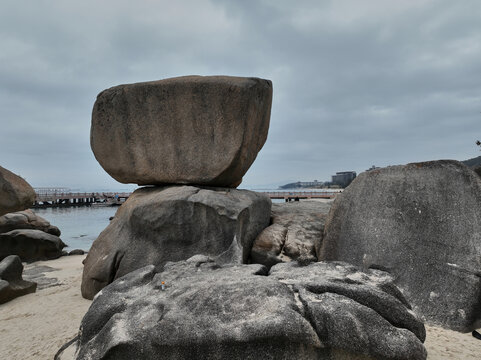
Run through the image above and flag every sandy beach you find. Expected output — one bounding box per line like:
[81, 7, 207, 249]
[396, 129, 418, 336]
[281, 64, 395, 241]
[0, 255, 90, 360]
[0, 255, 479, 359]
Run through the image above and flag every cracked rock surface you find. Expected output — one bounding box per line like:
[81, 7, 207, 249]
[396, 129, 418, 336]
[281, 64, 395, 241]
[71, 257, 426, 360]
[250, 201, 332, 267]
[81, 186, 271, 299]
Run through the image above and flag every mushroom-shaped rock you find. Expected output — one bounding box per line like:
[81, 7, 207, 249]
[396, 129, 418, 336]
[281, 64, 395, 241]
[321, 160, 481, 332]
[91, 75, 272, 187]
[0, 166, 35, 217]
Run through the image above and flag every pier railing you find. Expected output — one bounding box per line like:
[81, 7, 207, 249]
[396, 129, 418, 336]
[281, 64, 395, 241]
[32, 189, 340, 207]
[34, 192, 131, 202]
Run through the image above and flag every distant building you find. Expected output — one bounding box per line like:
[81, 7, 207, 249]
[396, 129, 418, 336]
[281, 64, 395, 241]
[366, 165, 380, 171]
[331, 171, 356, 188]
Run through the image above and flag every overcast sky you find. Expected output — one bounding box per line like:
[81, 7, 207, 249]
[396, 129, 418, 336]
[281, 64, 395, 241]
[1, 0, 480, 191]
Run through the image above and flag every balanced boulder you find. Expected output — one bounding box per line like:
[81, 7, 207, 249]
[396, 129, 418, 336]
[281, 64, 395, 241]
[91, 75, 272, 187]
[0, 166, 35, 216]
[0, 229, 66, 262]
[70, 257, 426, 360]
[81, 185, 271, 299]
[0, 209, 61, 236]
[321, 160, 481, 332]
[250, 201, 331, 267]
[0, 255, 36, 304]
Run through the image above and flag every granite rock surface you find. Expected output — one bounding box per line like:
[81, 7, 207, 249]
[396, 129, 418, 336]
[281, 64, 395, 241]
[81, 185, 271, 299]
[321, 160, 481, 332]
[91, 75, 272, 187]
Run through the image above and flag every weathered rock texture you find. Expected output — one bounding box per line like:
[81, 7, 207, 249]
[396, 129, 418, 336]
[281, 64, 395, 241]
[321, 160, 481, 332]
[472, 165, 481, 178]
[0, 165, 35, 216]
[81, 185, 271, 299]
[250, 201, 332, 267]
[0, 255, 36, 304]
[91, 75, 272, 187]
[0, 209, 61, 236]
[71, 257, 426, 360]
[0, 229, 66, 262]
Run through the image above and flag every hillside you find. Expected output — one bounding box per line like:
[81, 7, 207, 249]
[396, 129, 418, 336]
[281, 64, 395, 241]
[462, 155, 481, 168]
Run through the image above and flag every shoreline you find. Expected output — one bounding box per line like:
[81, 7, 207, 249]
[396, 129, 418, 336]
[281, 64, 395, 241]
[0, 255, 479, 359]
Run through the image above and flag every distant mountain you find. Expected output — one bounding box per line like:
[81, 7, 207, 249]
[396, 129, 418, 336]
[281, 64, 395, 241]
[462, 155, 481, 168]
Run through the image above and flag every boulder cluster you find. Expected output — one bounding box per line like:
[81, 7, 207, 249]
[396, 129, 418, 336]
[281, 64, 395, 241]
[66, 76, 431, 359]
[82, 76, 273, 299]
[0, 166, 66, 303]
[0, 209, 66, 263]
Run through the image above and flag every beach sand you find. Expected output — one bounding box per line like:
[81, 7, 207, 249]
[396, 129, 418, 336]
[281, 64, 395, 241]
[0, 255, 90, 360]
[0, 255, 479, 359]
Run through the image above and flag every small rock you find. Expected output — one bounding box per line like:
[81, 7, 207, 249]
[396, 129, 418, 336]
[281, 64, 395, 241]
[0, 209, 61, 236]
[0, 255, 36, 304]
[69, 249, 85, 256]
[0, 229, 66, 262]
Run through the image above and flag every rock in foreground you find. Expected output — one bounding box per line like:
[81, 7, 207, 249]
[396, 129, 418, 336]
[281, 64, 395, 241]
[0, 209, 61, 236]
[321, 160, 481, 332]
[0, 229, 66, 262]
[250, 201, 331, 267]
[0, 166, 35, 217]
[70, 257, 426, 360]
[0, 255, 36, 304]
[81, 186, 271, 299]
[91, 75, 272, 187]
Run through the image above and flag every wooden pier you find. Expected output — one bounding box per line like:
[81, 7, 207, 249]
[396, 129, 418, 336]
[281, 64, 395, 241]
[32, 188, 340, 208]
[32, 188, 130, 208]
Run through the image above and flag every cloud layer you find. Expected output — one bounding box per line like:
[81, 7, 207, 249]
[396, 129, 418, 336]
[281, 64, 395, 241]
[1, 0, 480, 189]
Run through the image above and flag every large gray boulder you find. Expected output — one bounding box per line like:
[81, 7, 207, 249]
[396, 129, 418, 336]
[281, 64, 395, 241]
[0, 229, 66, 262]
[320, 160, 481, 332]
[0, 166, 35, 216]
[250, 201, 332, 267]
[0, 209, 61, 236]
[81, 186, 271, 299]
[69, 257, 426, 360]
[0, 255, 36, 304]
[91, 75, 272, 187]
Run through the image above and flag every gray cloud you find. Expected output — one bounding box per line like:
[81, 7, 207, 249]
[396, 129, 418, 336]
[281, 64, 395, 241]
[1, 0, 480, 190]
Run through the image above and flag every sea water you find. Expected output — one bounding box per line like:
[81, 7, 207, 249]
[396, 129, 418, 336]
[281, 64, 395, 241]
[33, 206, 118, 251]
[32, 188, 339, 251]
